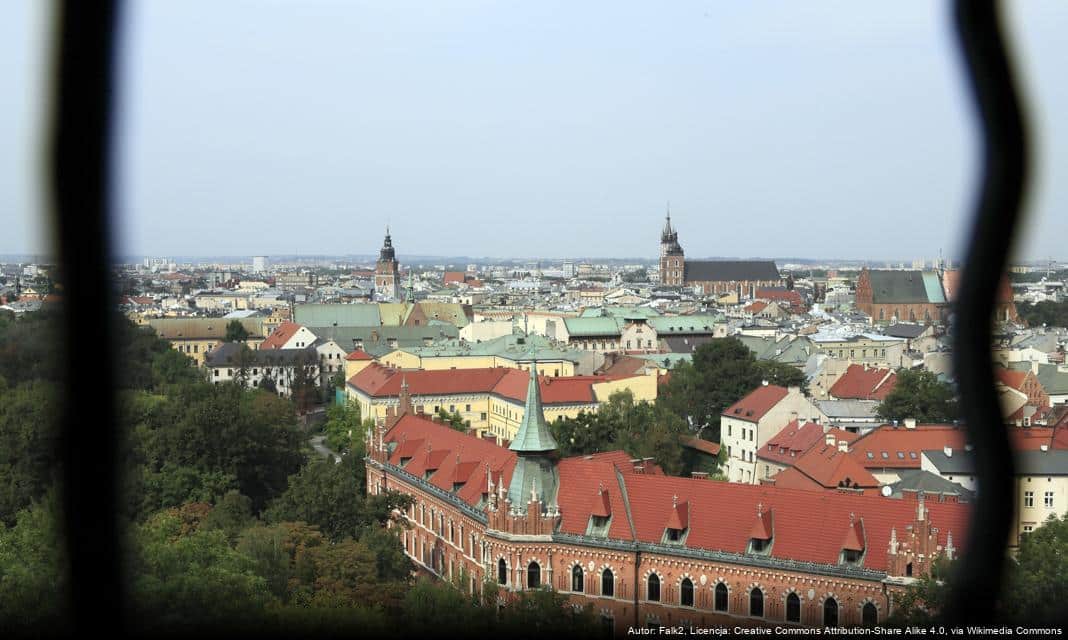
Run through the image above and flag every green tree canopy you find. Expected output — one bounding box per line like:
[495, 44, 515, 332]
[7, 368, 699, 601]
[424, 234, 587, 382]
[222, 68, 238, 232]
[876, 369, 958, 424]
[225, 319, 251, 342]
[657, 337, 806, 441]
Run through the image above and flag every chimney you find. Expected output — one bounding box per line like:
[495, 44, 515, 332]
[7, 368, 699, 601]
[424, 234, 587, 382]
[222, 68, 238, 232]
[1040, 444, 1050, 452]
[825, 433, 835, 446]
[943, 446, 952, 458]
[904, 418, 917, 429]
[838, 440, 848, 453]
[762, 380, 769, 386]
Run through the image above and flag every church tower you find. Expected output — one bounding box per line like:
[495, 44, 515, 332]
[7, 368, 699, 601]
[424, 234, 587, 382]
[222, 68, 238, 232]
[374, 226, 401, 301]
[659, 206, 685, 286]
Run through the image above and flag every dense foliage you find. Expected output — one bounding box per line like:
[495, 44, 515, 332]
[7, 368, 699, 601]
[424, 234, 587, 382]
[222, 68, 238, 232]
[657, 337, 806, 441]
[1017, 300, 1068, 329]
[876, 369, 958, 424]
[0, 312, 607, 634]
[551, 389, 693, 475]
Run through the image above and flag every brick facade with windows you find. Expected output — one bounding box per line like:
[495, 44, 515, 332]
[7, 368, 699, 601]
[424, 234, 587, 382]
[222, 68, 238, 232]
[366, 362, 968, 634]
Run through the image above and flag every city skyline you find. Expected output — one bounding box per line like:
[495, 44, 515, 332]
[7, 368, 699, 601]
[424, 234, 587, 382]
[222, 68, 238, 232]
[3, 2, 1068, 261]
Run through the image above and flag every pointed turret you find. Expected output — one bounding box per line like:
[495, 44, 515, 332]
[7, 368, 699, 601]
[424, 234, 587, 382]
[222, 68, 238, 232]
[506, 358, 560, 513]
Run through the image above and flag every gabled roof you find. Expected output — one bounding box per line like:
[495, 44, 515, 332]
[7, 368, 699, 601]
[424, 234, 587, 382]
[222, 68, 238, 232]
[757, 420, 826, 465]
[722, 385, 790, 423]
[788, 442, 880, 490]
[749, 505, 773, 539]
[842, 516, 865, 552]
[260, 322, 304, 350]
[865, 270, 944, 304]
[850, 424, 968, 469]
[345, 349, 373, 361]
[685, 260, 780, 283]
[884, 323, 929, 339]
[829, 364, 897, 401]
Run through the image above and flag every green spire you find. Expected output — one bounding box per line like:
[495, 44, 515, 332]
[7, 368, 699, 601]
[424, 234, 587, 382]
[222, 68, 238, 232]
[508, 359, 558, 453]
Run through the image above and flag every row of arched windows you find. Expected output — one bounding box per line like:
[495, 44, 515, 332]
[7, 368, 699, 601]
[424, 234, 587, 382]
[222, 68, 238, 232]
[642, 578, 877, 627]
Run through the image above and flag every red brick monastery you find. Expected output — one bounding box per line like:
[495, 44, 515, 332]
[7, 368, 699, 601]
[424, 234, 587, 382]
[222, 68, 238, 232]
[365, 362, 968, 633]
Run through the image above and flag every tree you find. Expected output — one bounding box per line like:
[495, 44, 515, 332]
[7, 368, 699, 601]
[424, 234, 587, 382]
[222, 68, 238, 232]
[885, 558, 954, 626]
[1016, 300, 1068, 328]
[0, 380, 60, 526]
[225, 319, 250, 343]
[290, 349, 319, 414]
[1002, 513, 1068, 623]
[876, 369, 958, 424]
[0, 491, 68, 634]
[322, 399, 364, 454]
[128, 508, 276, 632]
[435, 408, 468, 432]
[658, 337, 806, 441]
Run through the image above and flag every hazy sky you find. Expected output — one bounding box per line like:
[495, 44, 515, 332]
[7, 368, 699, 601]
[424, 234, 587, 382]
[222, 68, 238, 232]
[2, 1, 1066, 261]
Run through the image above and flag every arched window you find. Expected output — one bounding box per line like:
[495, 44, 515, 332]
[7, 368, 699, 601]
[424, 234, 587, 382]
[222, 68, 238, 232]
[602, 569, 614, 597]
[527, 561, 541, 589]
[750, 588, 764, 618]
[498, 558, 507, 585]
[862, 602, 878, 627]
[680, 578, 694, 607]
[824, 598, 838, 627]
[647, 574, 660, 602]
[714, 582, 728, 612]
[572, 565, 584, 593]
[786, 592, 801, 623]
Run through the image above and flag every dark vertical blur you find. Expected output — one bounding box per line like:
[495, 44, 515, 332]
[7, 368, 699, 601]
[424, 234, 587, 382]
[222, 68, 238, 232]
[948, 0, 1028, 623]
[49, 0, 124, 631]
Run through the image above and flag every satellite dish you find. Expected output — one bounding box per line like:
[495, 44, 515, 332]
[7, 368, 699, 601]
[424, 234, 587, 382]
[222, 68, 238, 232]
[881, 486, 893, 497]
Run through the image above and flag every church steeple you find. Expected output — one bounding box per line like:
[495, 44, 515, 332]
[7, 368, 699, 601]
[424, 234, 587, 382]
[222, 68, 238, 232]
[506, 357, 560, 513]
[509, 359, 558, 453]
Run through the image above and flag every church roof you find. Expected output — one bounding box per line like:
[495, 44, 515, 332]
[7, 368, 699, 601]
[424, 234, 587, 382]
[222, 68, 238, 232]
[685, 260, 780, 283]
[508, 361, 559, 453]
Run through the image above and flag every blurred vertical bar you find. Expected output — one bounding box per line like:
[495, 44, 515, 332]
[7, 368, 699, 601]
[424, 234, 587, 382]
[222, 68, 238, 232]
[49, 0, 123, 630]
[949, 0, 1028, 623]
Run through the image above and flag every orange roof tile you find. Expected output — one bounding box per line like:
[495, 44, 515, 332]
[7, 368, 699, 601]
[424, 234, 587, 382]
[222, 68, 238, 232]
[723, 385, 790, 423]
[829, 364, 897, 401]
[849, 424, 968, 468]
[260, 322, 302, 350]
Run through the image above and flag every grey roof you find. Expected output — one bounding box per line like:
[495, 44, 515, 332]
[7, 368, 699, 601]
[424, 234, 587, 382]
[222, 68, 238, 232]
[887, 469, 974, 500]
[313, 324, 459, 351]
[661, 335, 717, 354]
[147, 317, 265, 340]
[866, 270, 943, 304]
[685, 260, 780, 283]
[924, 448, 1068, 476]
[1012, 363, 1068, 395]
[816, 399, 881, 419]
[205, 342, 317, 367]
[884, 323, 928, 339]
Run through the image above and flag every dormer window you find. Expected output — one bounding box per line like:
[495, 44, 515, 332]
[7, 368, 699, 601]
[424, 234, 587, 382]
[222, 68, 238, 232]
[841, 548, 863, 564]
[587, 515, 611, 537]
[664, 527, 685, 544]
[662, 496, 689, 545]
[399, 456, 412, 468]
[748, 503, 773, 555]
[840, 514, 866, 566]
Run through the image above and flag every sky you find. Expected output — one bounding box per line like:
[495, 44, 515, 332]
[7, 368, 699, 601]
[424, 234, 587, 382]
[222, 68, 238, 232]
[2, 1, 1067, 262]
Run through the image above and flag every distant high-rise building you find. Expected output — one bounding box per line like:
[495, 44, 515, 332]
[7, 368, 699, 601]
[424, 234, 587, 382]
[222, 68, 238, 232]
[253, 256, 268, 273]
[562, 261, 575, 278]
[374, 227, 401, 302]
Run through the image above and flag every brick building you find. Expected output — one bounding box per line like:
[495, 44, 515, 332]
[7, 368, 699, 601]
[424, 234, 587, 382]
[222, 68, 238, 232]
[365, 362, 969, 633]
[658, 211, 783, 298]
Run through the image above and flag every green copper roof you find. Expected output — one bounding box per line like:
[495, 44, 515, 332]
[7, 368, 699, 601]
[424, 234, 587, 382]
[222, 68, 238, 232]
[509, 360, 559, 454]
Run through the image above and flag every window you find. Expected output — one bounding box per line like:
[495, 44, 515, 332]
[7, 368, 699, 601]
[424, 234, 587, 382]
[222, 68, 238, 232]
[1045, 491, 1054, 508]
[527, 562, 541, 589]
[680, 578, 694, 607]
[646, 574, 660, 601]
[823, 598, 838, 627]
[786, 592, 801, 623]
[842, 548, 863, 565]
[465, 404, 471, 412]
[862, 602, 878, 627]
[602, 569, 614, 597]
[1023, 525, 1034, 534]
[749, 537, 771, 555]
[498, 559, 507, 585]
[714, 583, 728, 612]
[571, 565, 584, 593]
[750, 588, 764, 618]
[1025, 491, 1034, 507]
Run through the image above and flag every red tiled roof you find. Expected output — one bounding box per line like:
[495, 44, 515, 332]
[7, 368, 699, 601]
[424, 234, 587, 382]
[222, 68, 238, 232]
[842, 517, 865, 552]
[722, 385, 790, 423]
[611, 473, 968, 572]
[443, 271, 466, 285]
[387, 414, 970, 572]
[758, 420, 825, 466]
[756, 288, 805, 309]
[345, 349, 374, 361]
[745, 301, 769, 314]
[681, 436, 721, 457]
[994, 367, 1028, 391]
[849, 424, 968, 468]
[383, 414, 516, 506]
[260, 321, 302, 350]
[829, 364, 897, 401]
[790, 442, 880, 490]
[750, 507, 773, 540]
